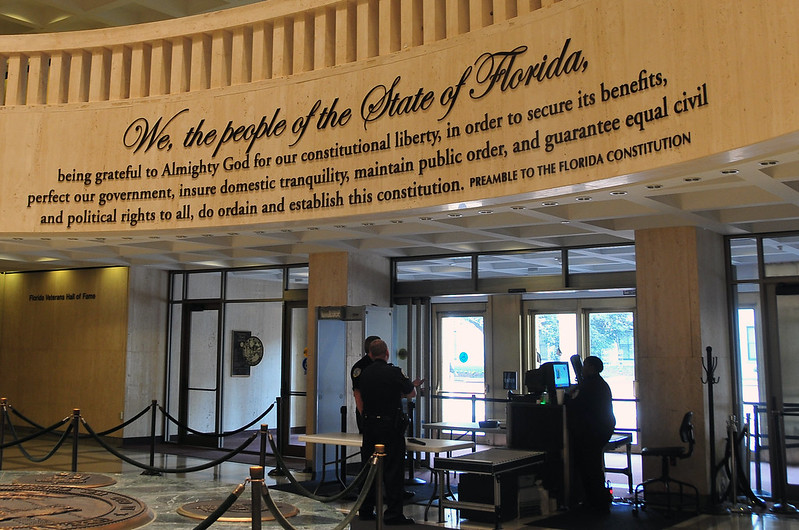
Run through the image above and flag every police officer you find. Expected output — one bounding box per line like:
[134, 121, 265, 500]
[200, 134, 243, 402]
[351, 335, 381, 432]
[358, 339, 423, 525]
[566, 355, 616, 513]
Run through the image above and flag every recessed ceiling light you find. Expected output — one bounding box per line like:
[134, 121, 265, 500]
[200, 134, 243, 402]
[575, 196, 591, 201]
[255, 230, 266, 234]
[683, 177, 701, 182]
[280, 229, 292, 233]
[362, 222, 374, 226]
[646, 184, 663, 189]
[228, 232, 239, 236]
[561, 220, 570, 224]
[203, 234, 214, 237]
[334, 225, 346, 228]
[307, 227, 318, 231]
[390, 220, 404, 224]
[448, 213, 463, 218]
[176, 235, 187, 239]
[149, 236, 159, 239]
[610, 190, 628, 195]
[721, 169, 739, 174]
[419, 216, 433, 221]
[759, 160, 778, 166]
[542, 201, 558, 206]
[511, 206, 525, 210]
[478, 210, 493, 214]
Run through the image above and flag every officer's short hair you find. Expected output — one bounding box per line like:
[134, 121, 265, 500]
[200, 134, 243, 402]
[369, 339, 389, 359]
[364, 335, 381, 354]
[583, 355, 604, 373]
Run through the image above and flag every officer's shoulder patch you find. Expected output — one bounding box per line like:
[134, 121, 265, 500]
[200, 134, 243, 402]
[352, 367, 362, 378]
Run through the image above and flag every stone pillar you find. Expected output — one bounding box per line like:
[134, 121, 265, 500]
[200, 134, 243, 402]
[635, 226, 732, 494]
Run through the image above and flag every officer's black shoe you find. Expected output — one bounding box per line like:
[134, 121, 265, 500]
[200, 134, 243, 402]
[358, 511, 376, 521]
[384, 515, 415, 525]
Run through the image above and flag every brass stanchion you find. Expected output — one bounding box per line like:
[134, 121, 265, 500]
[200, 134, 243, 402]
[71, 409, 80, 472]
[250, 466, 264, 530]
[375, 443, 385, 530]
[259, 424, 268, 468]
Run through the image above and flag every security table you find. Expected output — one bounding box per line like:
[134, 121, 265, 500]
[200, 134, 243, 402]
[433, 447, 546, 527]
[423, 421, 506, 451]
[298, 432, 474, 490]
[604, 432, 634, 493]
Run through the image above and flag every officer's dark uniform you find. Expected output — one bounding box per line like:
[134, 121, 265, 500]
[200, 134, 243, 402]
[350, 353, 373, 433]
[567, 363, 615, 511]
[359, 358, 414, 522]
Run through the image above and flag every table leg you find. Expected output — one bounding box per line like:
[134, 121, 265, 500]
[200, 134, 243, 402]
[626, 440, 633, 494]
[438, 469, 446, 523]
[493, 474, 502, 528]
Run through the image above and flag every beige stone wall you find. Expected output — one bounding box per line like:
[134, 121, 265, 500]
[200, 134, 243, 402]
[2, 0, 798, 239]
[0, 268, 129, 433]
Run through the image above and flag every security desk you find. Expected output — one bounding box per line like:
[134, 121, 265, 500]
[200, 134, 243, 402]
[433, 448, 545, 527]
[506, 401, 570, 506]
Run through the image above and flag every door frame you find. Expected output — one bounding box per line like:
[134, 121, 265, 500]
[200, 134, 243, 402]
[761, 281, 799, 501]
[177, 301, 223, 447]
[280, 300, 307, 457]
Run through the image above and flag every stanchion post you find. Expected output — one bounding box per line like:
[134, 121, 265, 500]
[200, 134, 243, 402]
[340, 406, 347, 482]
[0, 397, 7, 470]
[142, 400, 162, 476]
[72, 409, 80, 472]
[268, 399, 285, 477]
[375, 443, 385, 530]
[250, 466, 264, 530]
[259, 424, 268, 468]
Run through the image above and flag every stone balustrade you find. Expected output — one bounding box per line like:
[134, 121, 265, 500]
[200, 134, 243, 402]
[0, 0, 559, 107]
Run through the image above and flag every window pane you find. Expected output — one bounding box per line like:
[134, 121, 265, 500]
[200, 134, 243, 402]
[729, 238, 758, 281]
[171, 273, 184, 301]
[534, 313, 577, 366]
[397, 256, 472, 281]
[440, 315, 485, 422]
[588, 312, 635, 399]
[288, 266, 309, 289]
[227, 269, 284, 299]
[478, 251, 562, 278]
[186, 271, 222, 299]
[764, 236, 799, 277]
[568, 245, 636, 273]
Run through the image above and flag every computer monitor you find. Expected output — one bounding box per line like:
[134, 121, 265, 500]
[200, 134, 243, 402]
[524, 368, 546, 394]
[551, 361, 571, 389]
[538, 361, 571, 393]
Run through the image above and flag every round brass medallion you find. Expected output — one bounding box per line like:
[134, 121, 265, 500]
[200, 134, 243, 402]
[177, 499, 299, 522]
[13, 472, 117, 488]
[0, 484, 153, 529]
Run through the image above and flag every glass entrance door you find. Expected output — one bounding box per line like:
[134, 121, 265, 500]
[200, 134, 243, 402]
[763, 282, 799, 501]
[178, 302, 222, 447]
[438, 312, 486, 422]
[533, 313, 577, 367]
[587, 311, 637, 440]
